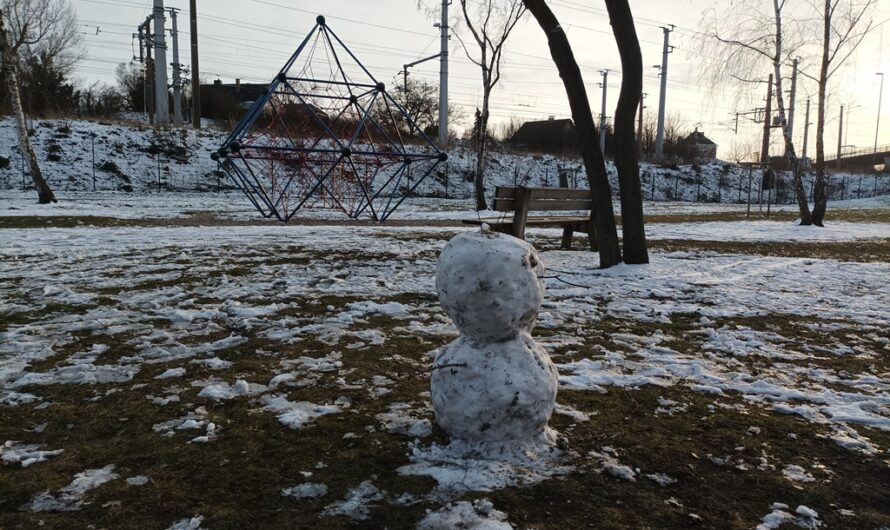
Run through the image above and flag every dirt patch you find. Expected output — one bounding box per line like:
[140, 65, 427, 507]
[649, 238, 890, 262]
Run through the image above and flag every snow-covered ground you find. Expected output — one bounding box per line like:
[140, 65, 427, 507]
[2, 221, 888, 528]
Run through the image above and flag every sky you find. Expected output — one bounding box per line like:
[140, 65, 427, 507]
[71, 0, 890, 160]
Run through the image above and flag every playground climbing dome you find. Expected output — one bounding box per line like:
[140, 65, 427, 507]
[213, 15, 447, 221]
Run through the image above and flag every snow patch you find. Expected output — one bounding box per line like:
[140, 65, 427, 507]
[322, 481, 384, 521]
[418, 499, 513, 529]
[1, 440, 63, 467]
[281, 482, 328, 499]
[260, 394, 347, 429]
[27, 465, 118, 512]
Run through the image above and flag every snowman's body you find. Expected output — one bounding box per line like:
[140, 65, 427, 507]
[432, 230, 558, 445]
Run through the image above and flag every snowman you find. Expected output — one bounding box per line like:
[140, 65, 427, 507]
[431, 229, 558, 448]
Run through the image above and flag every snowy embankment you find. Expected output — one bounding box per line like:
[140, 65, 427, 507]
[4, 116, 886, 205]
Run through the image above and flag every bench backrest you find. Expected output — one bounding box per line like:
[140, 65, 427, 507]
[493, 186, 593, 212]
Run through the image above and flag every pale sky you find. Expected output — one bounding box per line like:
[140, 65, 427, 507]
[72, 0, 890, 160]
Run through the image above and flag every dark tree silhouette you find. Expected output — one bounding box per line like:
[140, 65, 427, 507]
[604, 0, 648, 264]
[522, 0, 621, 268]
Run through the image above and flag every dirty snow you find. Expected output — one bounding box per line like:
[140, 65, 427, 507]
[418, 499, 513, 530]
[1, 440, 63, 467]
[282, 483, 328, 499]
[27, 465, 118, 512]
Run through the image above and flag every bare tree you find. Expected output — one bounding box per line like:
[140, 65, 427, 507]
[1, 0, 80, 204]
[116, 62, 145, 112]
[494, 115, 523, 143]
[522, 0, 621, 267]
[807, 0, 876, 226]
[701, 0, 875, 226]
[455, 0, 525, 210]
[728, 135, 760, 164]
[604, 0, 647, 264]
[700, 0, 812, 221]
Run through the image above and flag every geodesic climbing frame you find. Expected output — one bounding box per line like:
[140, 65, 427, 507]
[212, 15, 447, 222]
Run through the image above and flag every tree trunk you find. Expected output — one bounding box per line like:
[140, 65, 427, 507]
[811, 0, 831, 226]
[523, 0, 621, 267]
[0, 12, 56, 204]
[604, 0, 648, 264]
[770, 0, 811, 225]
[474, 90, 490, 210]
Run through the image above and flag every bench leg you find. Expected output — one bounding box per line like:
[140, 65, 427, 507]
[560, 227, 573, 250]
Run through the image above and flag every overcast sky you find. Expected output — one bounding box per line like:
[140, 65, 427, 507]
[73, 0, 890, 160]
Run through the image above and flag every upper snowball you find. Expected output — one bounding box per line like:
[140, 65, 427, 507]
[436, 230, 545, 343]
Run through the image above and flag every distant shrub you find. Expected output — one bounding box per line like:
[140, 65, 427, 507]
[98, 160, 131, 184]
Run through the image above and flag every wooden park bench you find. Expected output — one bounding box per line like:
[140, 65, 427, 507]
[463, 185, 597, 250]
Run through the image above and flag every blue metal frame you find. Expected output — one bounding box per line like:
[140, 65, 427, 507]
[214, 16, 447, 222]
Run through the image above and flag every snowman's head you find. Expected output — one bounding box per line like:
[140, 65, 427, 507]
[436, 230, 545, 343]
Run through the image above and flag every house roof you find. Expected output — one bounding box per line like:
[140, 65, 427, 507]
[510, 119, 574, 143]
[201, 82, 267, 103]
[683, 129, 717, 146]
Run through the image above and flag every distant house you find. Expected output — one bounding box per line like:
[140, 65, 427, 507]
[681, 128, 717, 163]
[510, 118, 577, 154]
[200, 79, 266, 119]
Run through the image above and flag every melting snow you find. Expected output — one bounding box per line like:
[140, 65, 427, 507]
[1, 440, 63, 467]
[418, 499, 513, 529]
[260, 395, 347, 429]
[281, 482, 328, 499]
[27, 465, 118, 512]
[322, 481, 384, 520]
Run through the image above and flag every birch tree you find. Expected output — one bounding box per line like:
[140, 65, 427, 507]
[455, 0, 525, 211]
[700, 0, 875, 226]
[808, 0, 875, 226]
[701, 0, 812, 223]
[0, 0, 79, 204]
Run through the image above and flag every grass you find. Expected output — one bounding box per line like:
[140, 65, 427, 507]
[1, 203, 888, 230]
[648, 238, 890, 262]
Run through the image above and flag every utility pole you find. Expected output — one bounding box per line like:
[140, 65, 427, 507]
[141, 18, 155, 124]
[758, 74, 773, 213]
[438, 0, 449, 148]
[169, 8, 183, 127]
[598, 69, 609, 153]
[152, 0, 169, 126]
[836, 104, 844, 168]
[802, 98, 811, 161]
[788, 58, 798, 138]
[875, 72, 884, 166]
[637, 92, 646, 158]
[189, 0, 201, 129]
[654, 25, 674, 161]
[760, 74, 773, 166]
